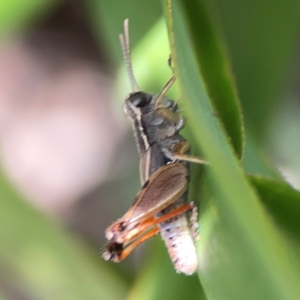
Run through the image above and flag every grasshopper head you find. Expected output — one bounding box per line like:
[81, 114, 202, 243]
[123, 91, 153, 118]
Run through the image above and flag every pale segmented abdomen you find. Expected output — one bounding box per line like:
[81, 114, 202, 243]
[158, 203, 198, 275]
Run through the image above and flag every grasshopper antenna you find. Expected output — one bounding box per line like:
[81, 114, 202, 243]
[155, 55, 176, 109]
[119, 19, 140, 92]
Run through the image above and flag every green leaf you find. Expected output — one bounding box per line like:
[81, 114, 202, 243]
[172, 0, 244, 158]
[243, 133, 280, 179]
[127, 239, 206, 300]
[250, 175, 300, 249]
[164, 0, 300, 299]
[0, 170, 128, 300]
[211, 0, 300, 138]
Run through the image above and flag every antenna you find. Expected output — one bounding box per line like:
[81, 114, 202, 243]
[155, 55, 176, 109]
[119, 19, 139, 92]
[155, 76, 175, 109]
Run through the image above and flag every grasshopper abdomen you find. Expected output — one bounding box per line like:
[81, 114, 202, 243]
[158, 202, 198, 275]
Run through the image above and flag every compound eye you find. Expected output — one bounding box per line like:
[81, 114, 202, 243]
[129, 92, 151, 108]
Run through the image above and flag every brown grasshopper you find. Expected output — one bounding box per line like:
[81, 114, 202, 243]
[102, 19, 206, 275]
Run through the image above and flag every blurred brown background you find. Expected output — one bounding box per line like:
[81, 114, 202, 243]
[0, 0, 143, 277]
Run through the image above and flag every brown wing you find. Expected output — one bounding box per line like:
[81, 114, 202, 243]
[122, 162, 188, 224]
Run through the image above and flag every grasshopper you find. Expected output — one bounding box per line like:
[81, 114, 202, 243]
[102, 19, 206, 275]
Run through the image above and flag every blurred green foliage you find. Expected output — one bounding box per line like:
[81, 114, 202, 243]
[0, 0, 300, 299]
[0, 0, 59, 38]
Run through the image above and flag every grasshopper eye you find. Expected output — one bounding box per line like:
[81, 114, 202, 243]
[129, 92, 151, 108]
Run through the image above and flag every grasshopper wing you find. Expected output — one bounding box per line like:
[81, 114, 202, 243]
[123, 162, 188, 224]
